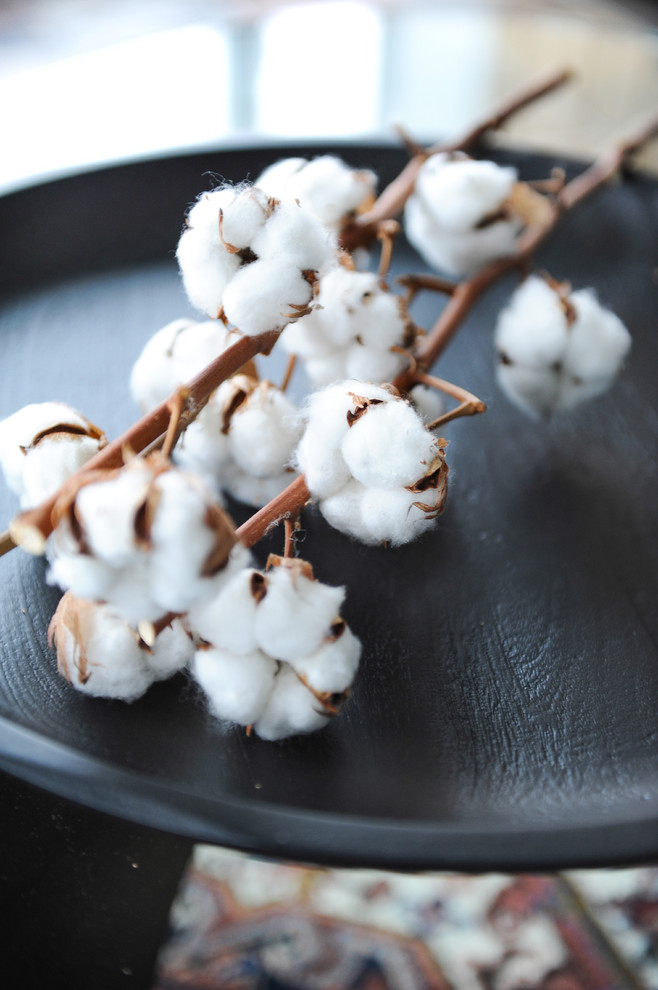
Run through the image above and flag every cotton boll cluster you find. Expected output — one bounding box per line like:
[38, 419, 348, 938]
[189, 556, 360, 740]
[0, 401, 107, 510]
[130, 317, 236, 412]
[49, 592, 193, 701]
[404, 152, 526, 278]
[176, 183, 337, 332]
[254, 155, 377, 231]
[494, 274, 632, 417]
[173, 375, 302, 507]
[280, 267, 417, 387]
[294, 381, 449, 546]
[47, 454, 242, 625]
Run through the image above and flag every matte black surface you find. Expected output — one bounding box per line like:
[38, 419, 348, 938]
[0, 143, 656, 871]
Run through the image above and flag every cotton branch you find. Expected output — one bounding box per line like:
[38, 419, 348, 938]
[6, 329, 281, 555]
[395, 108, 658, 384]
[340, 66, 573, 252]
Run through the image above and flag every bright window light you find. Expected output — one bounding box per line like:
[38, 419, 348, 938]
[255, 2, 383, 137]
[0, 24, 230, 189]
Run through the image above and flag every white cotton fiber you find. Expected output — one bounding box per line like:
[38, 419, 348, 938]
[494, 275, 631, 416]
[404, 153, 521, 277]
[494, 275, 568, 368]
[251, 196, 337, 272]
[221, 258, 313, 334]
[227, 383, 302, 477]
[192, 646, 278, 726]
[253, 565, 344, 663]
[496, 363, 560, 419]
[0, 401, 106, 509]
[408, 384, 446, 424]
[75, 466, 153, 566]
[279, 309, 339, 361]
[50, 594, 192, 701]
[176, 189, 243, 318]
[413, 153, 518, 232]
[220, 462, 296, 508]
[148, 469, 225, 613]
[303, 352, 350, 389]
[219, 185, 271, 250]
[341, 398, 439, 489]
[289, 624, 361, 694]
[187, 565, 263, 655]
[318, 479, 371, 543]
[358, 485, 443, 546]
[255, 156, 376, 231]
[563, 288, 631, 381]
[344, 343, 407, 385]
[253, 663, 329, 741]
[130, 318, 234, 412]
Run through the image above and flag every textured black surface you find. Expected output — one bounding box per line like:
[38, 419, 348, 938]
[0, 143, 656, 870]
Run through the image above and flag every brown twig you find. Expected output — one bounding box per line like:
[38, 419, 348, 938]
[236, 474, 311, 549]
[414, 372, 486, 428]
[340, 66, 573, 251]
[9, 329, 282, 555]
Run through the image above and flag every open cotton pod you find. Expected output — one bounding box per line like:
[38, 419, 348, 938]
[129, 317, 236, 412]
[280, 267, 417, 387]
[47, 454, 240, 625]
[0, 401, 106, 510]
[189, 556, 361, 740]
[404, 152, 550, 278]
[176, 182, 337, 331]
[294, 381, 449, 545]
[494, 274, 632, 417]
[254, 155, 377, 231]
[49, 592, 193, 701]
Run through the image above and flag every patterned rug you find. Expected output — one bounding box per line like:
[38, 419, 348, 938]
[152, 847, 658, 989]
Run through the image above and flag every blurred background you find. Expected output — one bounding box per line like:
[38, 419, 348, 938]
[0, 0, 657, 192]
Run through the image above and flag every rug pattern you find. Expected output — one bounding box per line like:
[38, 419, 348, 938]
[153, 848, 658, 989]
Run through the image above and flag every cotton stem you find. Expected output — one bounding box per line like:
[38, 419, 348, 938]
[340, 66, 573, 251]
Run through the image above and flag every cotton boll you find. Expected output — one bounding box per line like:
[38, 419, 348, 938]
[279, 309, 338, 361]
[255, 156, 376, 231]
[563, 288, 631, 382]
[254, 565, 345, 663]
[218, 185, 272, 251]
[47, 544, 118, 603]
[303, 352, 350, 388]
[250, 197, 338, 272]
[496, 362, 560, 419]
[130, 318, 234, 412]
[0, 401, 106, 507]
[176, 189, 243, 317]
[75, 466, 153, 567]
[412, 153, 518, 232]
[19, 434, 104, 510]
[148, 469, 235, 614]
[255, 157, 307, 197]
[408, 384, 446, 424]
[494, 276, 569, 369]
[359, 484, 444, 546]
[143, 619, 194, 681]
[49, 593, 185, 702]
[289, 623, 361, 694]
[187, 565, 264, 655]
[406, 199, 521, 277]
[222, 259, 314, 334]
[220, 462, 296, 508]
[253, 663, 329, 741]
[290, 156, 376, 229]
[318, 478, 372, 543]
[192, 646, 278, 726]
[227, 383, 302, 478]
[344, 342, 407, 384]
[172, 398, 233, 497]
[341, 398, 439, 489]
